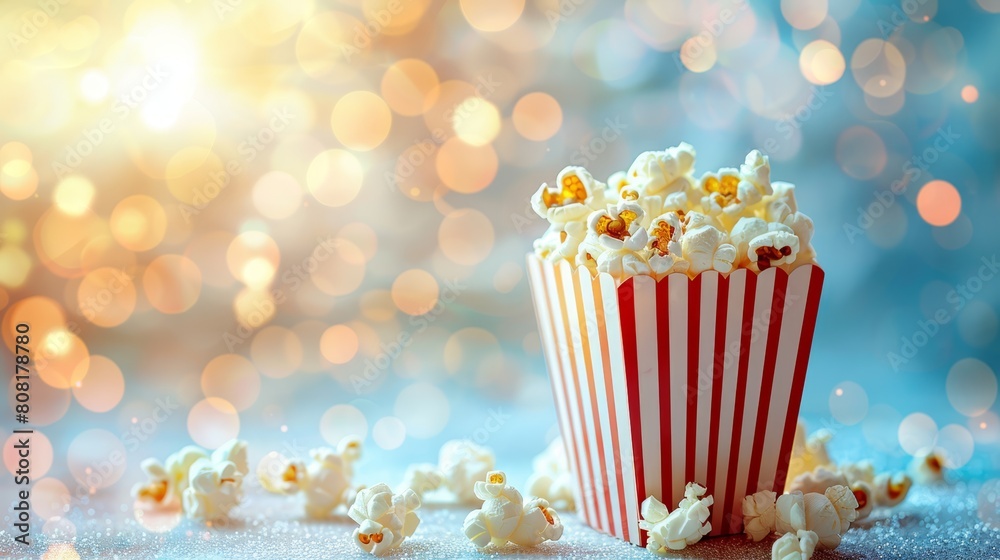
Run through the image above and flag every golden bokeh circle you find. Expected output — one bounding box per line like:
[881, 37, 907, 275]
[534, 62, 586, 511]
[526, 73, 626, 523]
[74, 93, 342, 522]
[320, 324, 360, 365]
[77, 267, 137, 327]
[391, 269, 440, 316]
[143, 255, 202, 314]
[201, 354, 261, 411]
[187, 397, 240, 449]
[306, 149, 363, 208]
[435, 138, 498, 194]
[110, 195, 167, 252]
[381, 59, 440, 116]
[72, 355, 125, 413]
[512, 92, 563, 141]
[330, 91, 392, 151]
[438, 208, 495, 265]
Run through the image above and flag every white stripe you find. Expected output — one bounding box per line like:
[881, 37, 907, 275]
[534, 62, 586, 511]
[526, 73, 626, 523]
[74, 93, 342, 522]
[579, 270, 623, 538]
[711, 270, 746, 534]
[540, 259, 587, 519]
[633, 275, 661, 506]
[696, 273, 718, 489]
[756, 267, 811, 492]
[668, 273, 688, 504]
[555, 262, 598, 525]
[732, 269, 776, 509]
[572, 268, 610, 533]
[601, 275, 640, 545]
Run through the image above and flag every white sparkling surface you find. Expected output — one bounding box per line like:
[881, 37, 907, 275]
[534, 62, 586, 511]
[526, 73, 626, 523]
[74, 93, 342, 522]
[2, 485, 999, 558]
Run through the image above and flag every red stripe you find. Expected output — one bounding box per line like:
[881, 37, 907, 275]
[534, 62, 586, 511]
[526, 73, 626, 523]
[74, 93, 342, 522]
[552, 267, 593, 527]
[573, 271, 612, 534]
[593, 277, 630, 542]
[723, 271, 757, 534]
[619, 279, 646, 547]
[706, 274, 729, 506]
[655, 277, 672, 509]
[773, 268, 825, 493]
[744, 271, 789, 500]
[686, 275, 702, 487]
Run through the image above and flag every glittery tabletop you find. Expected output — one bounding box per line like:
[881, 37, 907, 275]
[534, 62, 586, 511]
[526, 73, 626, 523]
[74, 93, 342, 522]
[3, 484, 999, 559]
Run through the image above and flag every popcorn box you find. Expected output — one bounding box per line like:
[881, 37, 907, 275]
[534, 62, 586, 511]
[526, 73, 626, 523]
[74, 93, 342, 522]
[525, 254, 824, 544]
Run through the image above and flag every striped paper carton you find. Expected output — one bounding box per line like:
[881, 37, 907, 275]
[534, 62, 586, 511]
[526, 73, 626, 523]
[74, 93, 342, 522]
[525, 254, 824, 544]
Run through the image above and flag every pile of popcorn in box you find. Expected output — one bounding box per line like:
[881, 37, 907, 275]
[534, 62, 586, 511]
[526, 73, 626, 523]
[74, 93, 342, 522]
[133, 422, 950, 559]
[530, 143, 816, 280]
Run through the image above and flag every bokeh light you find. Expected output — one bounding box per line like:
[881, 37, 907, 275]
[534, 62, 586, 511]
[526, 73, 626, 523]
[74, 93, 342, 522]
[828, 381, 868, 425]
[330, 91, 392, 151]
[72, 355, 125, 413]
[917, 180, 962, 226]
[306, 149, 364, 208]
[393, 382, 450, 439]
[898, 412, 938, 456]
[946, 358, 998, 417]
[67, 429, 127, 490]
[200, 354, 261, 411]
[512, 92, 563, 141]
[391, 269, 440, 316]
[320, 404, 368, 445]
[187, 398, 240, 449]
[143, 255, 202, 314]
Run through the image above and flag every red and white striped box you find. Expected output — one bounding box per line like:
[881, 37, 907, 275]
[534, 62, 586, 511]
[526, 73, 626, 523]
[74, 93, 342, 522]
[525, 254, 824, 544]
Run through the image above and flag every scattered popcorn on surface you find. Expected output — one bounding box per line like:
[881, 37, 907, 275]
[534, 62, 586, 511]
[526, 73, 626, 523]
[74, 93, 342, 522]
[463, 470, 563, 549]
[525, 437, 576, 511]
[785, 421, 834, 486]
[256, 436, 363, 518]
[774, 486, 856, 550]
[348, 483, 421, 557]
[437, 440, 497, 504]
[638, 482, 713, 554]
[399, 440, 496, 505]
[302, 438, 363, 518]
[873, 472, 912, 507]
[135, 440, 247, 524]
[788, 467, 849, 495]
[910, 448, 948, 484]
[772, 529, 819, 560]
[742, 489, 777, 542]
[849, 480, 875, 520]
[183, 458, 243, 523]
[530, 144, 817, 281]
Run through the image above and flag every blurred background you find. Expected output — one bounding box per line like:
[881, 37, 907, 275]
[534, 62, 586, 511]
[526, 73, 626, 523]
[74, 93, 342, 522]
[1, 0, 999, 542]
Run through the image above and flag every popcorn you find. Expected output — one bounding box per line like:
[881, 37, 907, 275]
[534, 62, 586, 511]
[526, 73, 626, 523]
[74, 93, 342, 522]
[256, 452, 306, 495]
[349, 483, 421, 557]
[397, 440, 495, 505]
[785, 421, 833, 485]
[873, 472, 911, 507]
[438, 440, 496, 504]
[211, 439, 249, 477]
[910, 448, 947, 484]
[774, 487, 856, 551]
[463, 470, 563, 549]
[133, 459, 176, 508]
[531, 166, 608, 226]
[788, 467, 849, 495]
[183, 458, 243, 523]
[838, 460, 875, 485]
[525, 437, 576, 510]
[772, 529, 818, 560]
[626, 143, 696, 197]
[530, 144, 817, 281]
[742, 489, 777, 542]
[849, 479, 875, 520]
[638, 482, 713, 553]
[749, 228, 799, 270]
[257, 437, 363, 518]
[681, 225, 737, 275]
[824, 485, 860, 530]
[399, 463, 444, 497]
[589, 201, 652, 281]
[303, 438, 363, 518]
[134, 441, 248, 523]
